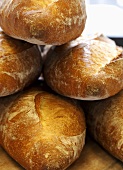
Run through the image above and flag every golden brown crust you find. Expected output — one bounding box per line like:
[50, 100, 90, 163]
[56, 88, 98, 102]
[0, 30, 42, 96]
[0, 86, 86, 170]
[1, 136, 123, 170]
[0, 0, 86, 45]
[44, 35, 123, 100]
[82, 90, 123, 162]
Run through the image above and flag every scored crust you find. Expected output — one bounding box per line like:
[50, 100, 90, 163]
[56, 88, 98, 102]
[0, 86, 86, 170]
[44, 35, 123, 100]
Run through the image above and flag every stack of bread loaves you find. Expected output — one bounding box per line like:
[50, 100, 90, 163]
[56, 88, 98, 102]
[0, 0, 87, 170]
[43, 31, 123, 164]
[0, 0, 123, 170]
[43, 29, 123, 165]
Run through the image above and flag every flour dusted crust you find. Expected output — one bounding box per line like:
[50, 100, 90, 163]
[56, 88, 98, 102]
[0, 0, 87, 45]
[0, 86, 86, 170]
[0, 30, 42, 96]
[83, 90, 123, 162]
[44, 35, 123, 100]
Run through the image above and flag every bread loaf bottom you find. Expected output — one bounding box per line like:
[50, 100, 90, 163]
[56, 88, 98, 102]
[0, 30, 42, 96]
[82, 90, 123, 162]
[0, 84, 86, 170]
[1, 136, 123, 170]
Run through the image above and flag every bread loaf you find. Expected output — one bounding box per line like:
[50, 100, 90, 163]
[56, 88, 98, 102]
[0, 30, 42, 96]
[82, 90, 123, 162]
[0, 0, 87, 45]
[0, 85, 86, 170]
[44, 35, 123, 100]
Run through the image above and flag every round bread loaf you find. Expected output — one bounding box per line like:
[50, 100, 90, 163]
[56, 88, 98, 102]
[0, 85, 86, 170]
[82, 89, 123, 162]
[44, 35, 123, 100]
[0, 30, 42, 96]
[0, 0, 87, 45]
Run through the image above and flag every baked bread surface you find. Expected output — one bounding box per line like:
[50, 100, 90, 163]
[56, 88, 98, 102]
[0, 30, 42, 96]
[44, 35, 123, 100]
[0, 86, 86, 170]
[0, 0, 86, 45]
[83, 90, 123, 162]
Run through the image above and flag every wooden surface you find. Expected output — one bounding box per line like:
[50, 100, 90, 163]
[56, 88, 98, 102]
[0, 136, 123, 170]
[68, 136, 123, 170]
[0, 147, 23, 170]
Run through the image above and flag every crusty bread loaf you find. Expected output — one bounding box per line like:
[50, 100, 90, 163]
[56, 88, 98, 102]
[0, 0, 86, 45]
[0, 30, 42, 96]
[43, 35, 123, 100]
[82, 90, 123, 162]
[0, 84, 86, 170]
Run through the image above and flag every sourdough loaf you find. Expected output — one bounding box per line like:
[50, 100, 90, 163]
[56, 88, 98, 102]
[44, 35, 123, 100]
[0, 0, 86, 45]
[0, 30, 42, 96]
[0, 85, 86, 170]
[82, 90, 123, 162]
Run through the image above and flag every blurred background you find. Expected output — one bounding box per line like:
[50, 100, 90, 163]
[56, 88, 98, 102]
[86, 0, 123, 7]
[84, 0, 123, 46]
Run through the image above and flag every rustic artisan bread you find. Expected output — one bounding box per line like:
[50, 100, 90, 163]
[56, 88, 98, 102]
[82, 90, 123, 162]
[44, 34, 123, 100]
[0, 85, 86, 170]
[0, 0, 87, 45]
[0, 30, 42, 97]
